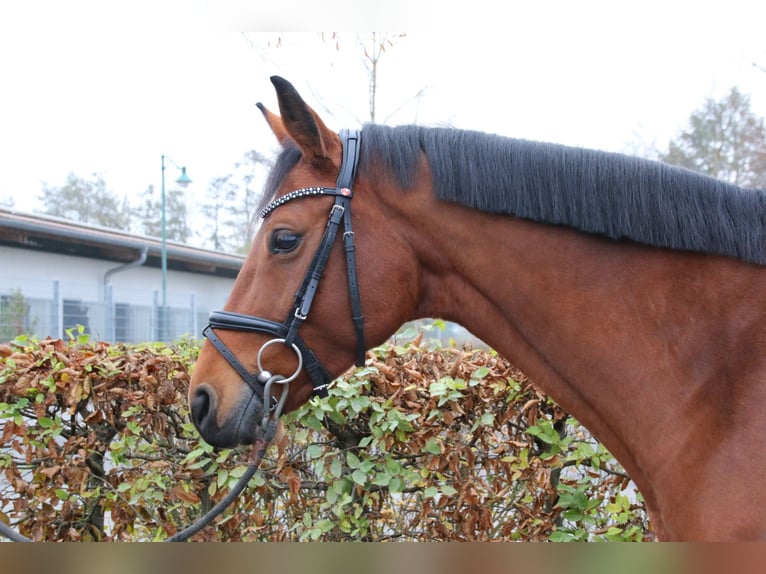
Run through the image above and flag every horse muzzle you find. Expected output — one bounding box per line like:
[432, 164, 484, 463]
[191, 382, 265, 448]
[191, 334, 306, 448]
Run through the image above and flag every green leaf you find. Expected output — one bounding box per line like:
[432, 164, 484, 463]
[351, 469, 367, 486]
[372, 471, 391, 487]
[358, 436, 373, 448]
[385, 458, 402, 475]
[330, 457, 343, 478]
[314, 519, 335, 534]
[428, 380, 447, 397]
[471, 366, 490, 380]
[526, 421, 560, 445]
[306, 444, 323, 459]
[302, 413, 324, 432]
[422, 438, 442, 455]
[249, 473, 266, 487]
[327, 409, 346, 425]
[346, 451, 361, 469]
[185, 447, 207, 462]
[349, 396, 370, 413]
[229, 466, 247, 479]
[441, 484, 457, 496]
[605, 501, 623, 514]
[549, 530, 578, 542]
[423, 486, 439, 499]
[37, 416, 54, 429]
[563, 509, 585, 522]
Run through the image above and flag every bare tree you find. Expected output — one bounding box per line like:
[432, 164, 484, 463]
[133, 184, 191, 242]
[659, 87, 766, 189]
[200, 150, 272, 253]
[40, 172, 131, 228]
[241, 32, 426, 126]
[201, 175, 237, 252]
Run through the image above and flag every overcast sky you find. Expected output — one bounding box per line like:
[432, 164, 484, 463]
[1, 1, 764, 219]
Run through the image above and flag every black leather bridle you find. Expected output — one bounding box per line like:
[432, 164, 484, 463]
[202, 129, 365, 403]
[0, 131, 366, 543]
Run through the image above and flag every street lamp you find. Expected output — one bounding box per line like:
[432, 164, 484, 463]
[160, 155, 192, 340]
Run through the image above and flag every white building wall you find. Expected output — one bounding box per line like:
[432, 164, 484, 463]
[1, 246, 235, 305]
[0, 245, 238, 342]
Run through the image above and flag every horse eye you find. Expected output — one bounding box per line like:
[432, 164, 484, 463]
[269, 230, 302, 254]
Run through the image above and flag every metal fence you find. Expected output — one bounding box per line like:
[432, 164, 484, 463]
[0, 277, 224, 344]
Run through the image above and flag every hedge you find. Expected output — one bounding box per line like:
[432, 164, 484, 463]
[0, 326, 650, 541]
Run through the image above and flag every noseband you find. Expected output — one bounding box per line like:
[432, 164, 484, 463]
[202, 129, 365, 407]
[0, 132, 365, 543]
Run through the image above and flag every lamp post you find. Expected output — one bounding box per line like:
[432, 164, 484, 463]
[160, 155, 192, 340]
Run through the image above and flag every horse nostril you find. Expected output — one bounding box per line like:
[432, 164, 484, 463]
[191, 385, 216, 431]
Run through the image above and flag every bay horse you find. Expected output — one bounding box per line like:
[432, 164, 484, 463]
[189, 76, 766, 541]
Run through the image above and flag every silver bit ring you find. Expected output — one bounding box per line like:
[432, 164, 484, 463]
[256, 338, 303, 384]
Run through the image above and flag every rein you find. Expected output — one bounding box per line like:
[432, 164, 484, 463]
[0, 130, 364, 542]
[0, 374, 284, 543]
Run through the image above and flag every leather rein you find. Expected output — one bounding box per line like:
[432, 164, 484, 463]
[0, 130, 364, 542]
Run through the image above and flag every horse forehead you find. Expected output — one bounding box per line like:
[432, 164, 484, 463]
[281, 162, 335, 193]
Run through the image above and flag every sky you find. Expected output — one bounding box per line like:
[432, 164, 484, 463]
[1, 1, 765, 231]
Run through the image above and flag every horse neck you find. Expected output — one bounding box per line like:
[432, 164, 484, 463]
[389, 184, 766, 532]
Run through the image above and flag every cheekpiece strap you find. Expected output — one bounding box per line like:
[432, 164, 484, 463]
[335, 129, 360, 189]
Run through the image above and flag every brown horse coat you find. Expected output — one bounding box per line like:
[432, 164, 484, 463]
[190, 77, 766, 541]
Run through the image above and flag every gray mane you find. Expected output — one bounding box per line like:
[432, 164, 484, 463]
[360, 124, 766, 265]
[263, 124, 766, 265]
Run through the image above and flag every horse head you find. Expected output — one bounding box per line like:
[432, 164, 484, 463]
[188, 77, 420, 448]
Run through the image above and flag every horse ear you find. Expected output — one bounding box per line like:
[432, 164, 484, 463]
[255, 102, 290, 145]
[269, 75, 339, 168]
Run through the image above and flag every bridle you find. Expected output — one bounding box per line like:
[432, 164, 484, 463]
[202, 128, 365, 413]
[181, 128, 364, 540]
[0, 130, 365, 543]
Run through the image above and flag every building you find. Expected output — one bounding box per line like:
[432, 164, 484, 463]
[0, 208, 244, 343]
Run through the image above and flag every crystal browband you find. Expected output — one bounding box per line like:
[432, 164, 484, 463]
[259, 186, 353, 219]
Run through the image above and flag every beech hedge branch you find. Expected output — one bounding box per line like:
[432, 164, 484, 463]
[0, 329, 650, 541]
